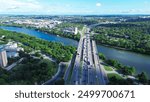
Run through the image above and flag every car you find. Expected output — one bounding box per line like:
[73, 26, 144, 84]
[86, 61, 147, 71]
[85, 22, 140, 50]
[84, 57, 87, 62]
[82, 80, 86, 82]
[87, 61, 90, 65]
[89, 67, 92, 69]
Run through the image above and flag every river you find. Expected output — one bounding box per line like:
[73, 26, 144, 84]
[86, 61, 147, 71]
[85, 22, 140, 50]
[0, 26, 78, 47]
[0, 26, 150, 78]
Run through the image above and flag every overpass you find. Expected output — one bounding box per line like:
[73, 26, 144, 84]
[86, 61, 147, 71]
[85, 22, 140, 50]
[69, 27, 107, 85]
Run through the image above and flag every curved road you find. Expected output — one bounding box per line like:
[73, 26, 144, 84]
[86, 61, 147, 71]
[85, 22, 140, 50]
[43, 62, 65, 85]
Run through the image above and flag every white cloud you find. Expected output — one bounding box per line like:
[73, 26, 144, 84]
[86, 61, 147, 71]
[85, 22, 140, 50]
[0, 0, 75, 14]
[7, 6, 20, 10]
[119, 9, 150, 14]
[96, 3, 101, 7]
[0, 0, 42, 13]
[0, 0, 103, 14]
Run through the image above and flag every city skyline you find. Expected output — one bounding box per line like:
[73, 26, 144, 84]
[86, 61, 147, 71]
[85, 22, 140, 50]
[0, 0, 150, 15]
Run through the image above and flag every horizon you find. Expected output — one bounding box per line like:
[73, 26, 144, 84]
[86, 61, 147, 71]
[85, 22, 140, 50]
[0, 0, 150, 15]
[1, 14, 150, 16]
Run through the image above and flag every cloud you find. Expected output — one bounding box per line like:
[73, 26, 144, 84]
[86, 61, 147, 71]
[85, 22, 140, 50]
[0, 0, 103, 14]
[119, 9, 150, 14]
[0, 0, 74, 14]
[7, 6, 20, 10]
[96, 3, 101, 7]
[0, 0, 42, 13]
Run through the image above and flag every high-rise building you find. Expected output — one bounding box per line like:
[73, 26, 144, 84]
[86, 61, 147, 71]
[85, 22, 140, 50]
[0, 49, 8, 68]
[74, 27, 78, 35]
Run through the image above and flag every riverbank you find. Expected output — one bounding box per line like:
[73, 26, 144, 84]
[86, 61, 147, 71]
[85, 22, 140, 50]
[98, 42, 150, 56]
[99, 53, 150, 85]
[97, 43, 130, 51]
[0, 24, 80, 41]
[95, 41, 150, 56]
[0, 26, 79, 46]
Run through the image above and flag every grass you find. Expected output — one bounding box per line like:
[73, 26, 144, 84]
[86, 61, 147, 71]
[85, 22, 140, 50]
[0, 41, 6, 45]
[104, 65, 113, 71]
[107, 73, 123, 80]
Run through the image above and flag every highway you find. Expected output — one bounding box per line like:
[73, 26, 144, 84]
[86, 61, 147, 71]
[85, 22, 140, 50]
[70, 27, 107, 85]
[70, 36, 84, 84]
[87, 33, 95, 85]
[92, 40, 107, 85]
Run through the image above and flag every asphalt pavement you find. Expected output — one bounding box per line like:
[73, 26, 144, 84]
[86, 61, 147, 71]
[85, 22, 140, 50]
[70, 27, 107, 85]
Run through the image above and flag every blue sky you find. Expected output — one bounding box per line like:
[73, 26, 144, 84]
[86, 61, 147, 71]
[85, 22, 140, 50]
[0, 0, 150, 15]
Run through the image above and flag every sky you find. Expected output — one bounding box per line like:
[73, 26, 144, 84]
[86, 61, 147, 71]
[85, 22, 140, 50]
[0, 0, 150, 15]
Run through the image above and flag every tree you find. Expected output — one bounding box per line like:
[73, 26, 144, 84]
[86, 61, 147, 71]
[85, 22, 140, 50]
[35, 52, 41, 57]
[99, 53, 106, 60]
[0, 78, 7, 85]
[122, 66, 135, 75]
[106, 59, 121, 69]
[137, 72, 148, 84]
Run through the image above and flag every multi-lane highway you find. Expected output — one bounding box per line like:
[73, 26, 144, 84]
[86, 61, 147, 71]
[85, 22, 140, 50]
[92, 40, 107, 85]
[70, 27, 107, 85]
[70, 36, 84, 85]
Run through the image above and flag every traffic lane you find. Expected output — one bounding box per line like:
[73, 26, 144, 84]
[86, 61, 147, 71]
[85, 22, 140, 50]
[71, 37, 84, 85]
[92, 40, 106, 85]
[92, 45, 101, 84]
[81, 37, 88, 85]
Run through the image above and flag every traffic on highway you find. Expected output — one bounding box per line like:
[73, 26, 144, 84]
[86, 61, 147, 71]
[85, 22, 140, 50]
[70, 27, 107, 85]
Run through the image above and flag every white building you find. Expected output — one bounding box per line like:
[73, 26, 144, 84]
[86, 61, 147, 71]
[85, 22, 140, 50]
[63, 27, 78, 35]
[4, 42, 24, 58]
[0, 48, 8, 68]
[5, 42, 24, 52]
[7, 52, 19, 58]
[14, 19, 62, 29]
[74, 27, 78, 35]
[5, 42, 18, 51]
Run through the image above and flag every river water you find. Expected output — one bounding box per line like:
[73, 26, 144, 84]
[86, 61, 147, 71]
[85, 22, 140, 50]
[0, 26, 78, 47]
[0, 26, 150, 78]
